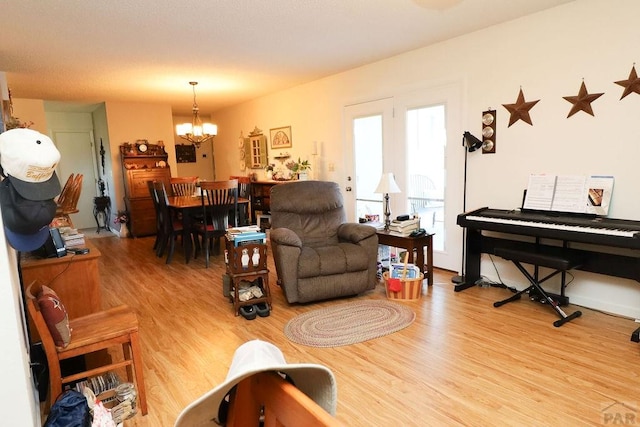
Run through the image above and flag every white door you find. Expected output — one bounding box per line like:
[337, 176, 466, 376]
[53, 131, 98, 230]
[394, 83, 462, 271]
[345, 83, 463, 271]
[343, 98, 395, 222]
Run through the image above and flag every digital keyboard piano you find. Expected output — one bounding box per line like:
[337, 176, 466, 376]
[457, 208, 640, 338]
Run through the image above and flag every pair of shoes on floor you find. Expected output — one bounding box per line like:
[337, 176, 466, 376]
[239, 302, 270, 320]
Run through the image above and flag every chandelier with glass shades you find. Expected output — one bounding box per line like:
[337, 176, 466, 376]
[176, 81, 217, 148]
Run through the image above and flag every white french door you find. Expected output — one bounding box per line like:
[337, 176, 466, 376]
[343, 98, 395, 223]
[344, 83, 463, 271]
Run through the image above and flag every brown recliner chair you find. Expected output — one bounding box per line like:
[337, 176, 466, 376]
[270, 181, 378, 303]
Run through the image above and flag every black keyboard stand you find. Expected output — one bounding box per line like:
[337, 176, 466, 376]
[493, 246, 583, 327]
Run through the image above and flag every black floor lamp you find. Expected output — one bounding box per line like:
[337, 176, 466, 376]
[451, 131, 483, 285]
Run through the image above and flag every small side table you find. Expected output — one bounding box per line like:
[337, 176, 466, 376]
[376, 230, 434, 286]
[93, 196, 111, 233]
[224, 239, 271, 316]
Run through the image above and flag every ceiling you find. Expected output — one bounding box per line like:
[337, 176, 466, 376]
[1, 0, 573, 115]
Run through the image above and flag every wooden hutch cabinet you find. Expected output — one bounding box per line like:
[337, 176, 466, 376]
[250, 180, 290, 224]
[120, 142, 171, 237]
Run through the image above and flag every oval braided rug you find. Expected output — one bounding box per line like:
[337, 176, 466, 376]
[284, 300, 415, 347]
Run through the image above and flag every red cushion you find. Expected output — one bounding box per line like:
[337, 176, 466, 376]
[194, 223, 216, 232]
[37, 285, 71, 348]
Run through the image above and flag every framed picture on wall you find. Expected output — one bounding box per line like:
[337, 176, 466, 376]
[175, 144, 196, 163]
[270, 126, 292, 149]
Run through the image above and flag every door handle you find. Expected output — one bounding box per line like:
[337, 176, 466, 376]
[345, 186, 352, 192]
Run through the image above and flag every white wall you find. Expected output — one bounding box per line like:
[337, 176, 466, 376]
[213, 0, 640, 318]
[0, 73, 39, 427]
[10, 98, 47, 134]
[104, 101, 177, 215]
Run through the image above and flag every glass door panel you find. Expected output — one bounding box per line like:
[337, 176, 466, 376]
[395, 82, 462, 271]
[343, 98, 394, 222]
[405, 105, 445, 251]
[354, 115, 383, 220]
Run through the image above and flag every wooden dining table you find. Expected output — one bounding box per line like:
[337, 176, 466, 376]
[167, 195, 250, 263]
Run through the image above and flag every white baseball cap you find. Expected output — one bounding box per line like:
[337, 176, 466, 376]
[0, 128, 61, 200]
[174, 339, 337, 426]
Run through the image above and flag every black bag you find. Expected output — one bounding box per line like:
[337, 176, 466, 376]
[44, 390, 91, 427]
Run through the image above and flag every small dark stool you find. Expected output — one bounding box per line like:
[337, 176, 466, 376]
[494, 246, 583, 327]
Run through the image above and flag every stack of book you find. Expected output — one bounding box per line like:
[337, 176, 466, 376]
[226, 225, 267, 247]
[390, 262, 420, 279]
[388, 218, 420, 236]
[60, 229, 85, 248]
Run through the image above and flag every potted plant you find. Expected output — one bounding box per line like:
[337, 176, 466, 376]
[114, 210, 130, 238]
[285, 158, 311, 180]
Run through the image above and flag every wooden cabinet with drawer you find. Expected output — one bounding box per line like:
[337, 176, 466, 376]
[121, 143, 171, 237]
[249, 181, 290, 224]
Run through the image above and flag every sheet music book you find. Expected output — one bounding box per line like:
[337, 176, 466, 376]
[523, 174, 614, 216]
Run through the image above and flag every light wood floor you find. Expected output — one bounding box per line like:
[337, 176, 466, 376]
[88, 235, 640, 426]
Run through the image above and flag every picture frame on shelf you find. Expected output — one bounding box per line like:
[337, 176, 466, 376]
[269, 126, 292, 149]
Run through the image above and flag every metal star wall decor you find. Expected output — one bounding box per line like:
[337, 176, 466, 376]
[614, 65, 640, 99]
[502, 88, 540, 127]
[563, 80, 604, 118]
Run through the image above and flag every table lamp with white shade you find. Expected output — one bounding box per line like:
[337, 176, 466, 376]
[375, 172, 401, 231]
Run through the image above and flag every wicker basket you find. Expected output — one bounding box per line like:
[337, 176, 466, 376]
[383, 271, 424, 300]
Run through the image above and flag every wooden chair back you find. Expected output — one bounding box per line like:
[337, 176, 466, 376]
[57, 173, 83, 212]
[175, 371, 341, 427]
[193, 180, 238, 266]
[229, 176, 251, 225]
[151, 180, 185, 262]
[148, 180, 164, 252]
[56, 173, 75, 207]
[227, 372, 342, 426]
[229, 175, 251, 199]
[147, 179, 161, 212]
[199, 179, 238, 229]
[25, 284, 148, 416]
[170, 176, 198, 196]
[54, 173, 83, 227]
[68, 174, 83, 210]
[153, 180, 175, 232]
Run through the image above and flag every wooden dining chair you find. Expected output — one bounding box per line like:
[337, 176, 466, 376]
[54, 173, 83, 228]
[147, 180, 165, 255]
[230, 175, 251, 226]
[26, 283, 147, 416]
[170, 176, 198, 196]
[193, 179, 238, 268]
[151, 180, 186, 264]
[55, 173, 75, 209]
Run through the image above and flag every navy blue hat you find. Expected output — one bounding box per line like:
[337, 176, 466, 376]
[0, 177, 56, 251]
[4, 225, 50, 252]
